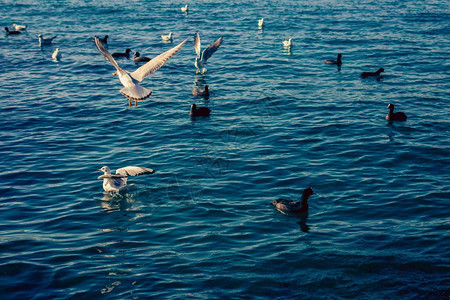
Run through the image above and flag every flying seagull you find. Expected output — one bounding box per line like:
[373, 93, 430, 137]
[194, 32, 223, 74]
[94, 36, 186, 106]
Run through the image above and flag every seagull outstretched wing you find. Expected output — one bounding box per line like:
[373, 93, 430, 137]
[201, 36, 223, 61]
[116, 166, 155, 177]
[94, 36, 124, 73]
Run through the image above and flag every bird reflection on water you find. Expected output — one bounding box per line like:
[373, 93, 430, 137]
[99, 191, 136, 213]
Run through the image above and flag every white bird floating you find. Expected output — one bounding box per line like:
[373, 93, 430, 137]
[38, 34, 57, 45]
[52, 48, 61, 61]
[12, 24, 27, 31]
[258, 18, 264, 29]
[181, 4, 188, 13]
[283, 38, 293, 48]
[97, 166, 155, 192]
[94, 36, 186, 106]
[194, 32, 223, 74]
[161, 32, 173, 42]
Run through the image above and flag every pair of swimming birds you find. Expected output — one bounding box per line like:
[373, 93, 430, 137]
[98, 165, 314, 217]
[93, 32, 223, 106]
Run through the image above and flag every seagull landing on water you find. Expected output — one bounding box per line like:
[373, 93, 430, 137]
[97, 166, 155, 192]
[194, 32, 223, 74]
[94, 36, 186, 107]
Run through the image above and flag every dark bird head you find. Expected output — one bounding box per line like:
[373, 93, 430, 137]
[303, 187, 314, 197]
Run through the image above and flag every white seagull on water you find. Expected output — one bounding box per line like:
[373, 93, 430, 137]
[194, 32, 223, 74]
[97, 166, 155, 192]
[52, 48, 61, 61]
[283, 38, 293, 48]
[13, 24, 27, 31]
[258, 18, 264, 29]
[161, 32, 173, 42]
[94, 36, 186, 106]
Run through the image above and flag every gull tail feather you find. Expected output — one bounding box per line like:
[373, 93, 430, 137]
[120, 86, 152, 101]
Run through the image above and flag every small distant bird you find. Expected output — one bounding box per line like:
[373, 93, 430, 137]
[258, 18, 264, 29]
[5, 27, 20, 35]
[325, 53, 342, 66]
[283, 38, 293, 48]
[97, 166, 155, 192]
[94, 37, 186, 106]
[272, 187, 314, 215]
[161, 32, 173, 42]
[361, 67, 384, 78]
[38, 34, 57, 45]
[194, 32, 223, 74]
[192, 85, 209, 98]
[93, 35, 108, 45]
[52, 48, 61, 61]
[190, 103, 211, 117]
[12, 24, 27, 31]
[112, 48, 131, 59]
[133, 52, 151, 63]
[386, 103, 407, 121]
[181, 4, 188, 13]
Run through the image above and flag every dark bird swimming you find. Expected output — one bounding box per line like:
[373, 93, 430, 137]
[325, 53, 342, 66]
[272, 187, 314, 215]
[361, 67, 384, 78]
[386, 103, 407, 121]
[133, 52, 151, 63]
[112, 48, 131, 59]
[5, 27, 20, 35]
[190, 103, 211, 117]
[192, 85, 209, 98]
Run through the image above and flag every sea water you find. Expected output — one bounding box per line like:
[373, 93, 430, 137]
[0, 0, 449, 298]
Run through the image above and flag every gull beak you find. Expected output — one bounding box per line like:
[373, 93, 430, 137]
[97, 169, 102, 171]
[112, 72, 117, 76]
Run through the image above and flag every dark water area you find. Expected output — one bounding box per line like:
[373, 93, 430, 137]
[0, 0, 449, 298]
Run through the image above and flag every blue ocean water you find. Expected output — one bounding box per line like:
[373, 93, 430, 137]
[1, 0, 449, 298]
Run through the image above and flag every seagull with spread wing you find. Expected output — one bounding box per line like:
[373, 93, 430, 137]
[94, 36, 187, 106]
[194, 32, 223, 74]
[97, 166, 155, 192]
